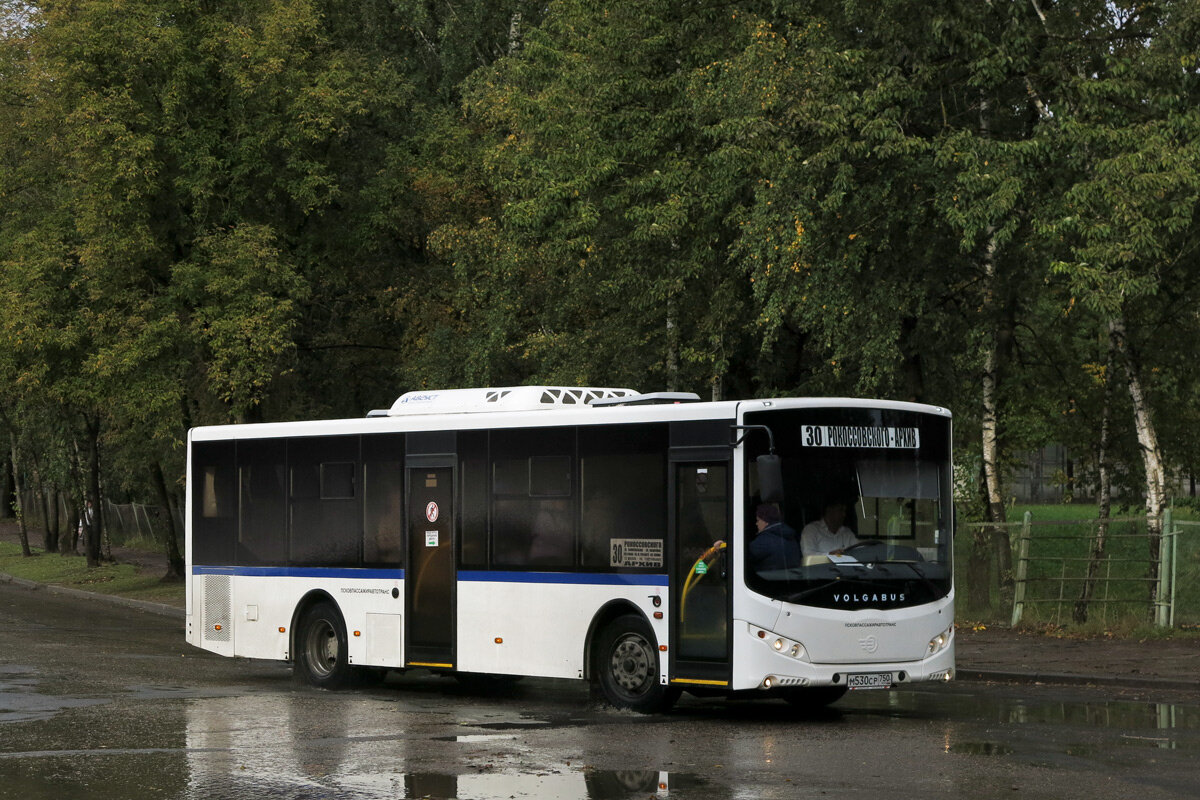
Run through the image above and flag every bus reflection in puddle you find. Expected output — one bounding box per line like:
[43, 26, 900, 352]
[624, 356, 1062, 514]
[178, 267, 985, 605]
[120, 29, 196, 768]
[183, 695, 707, 799]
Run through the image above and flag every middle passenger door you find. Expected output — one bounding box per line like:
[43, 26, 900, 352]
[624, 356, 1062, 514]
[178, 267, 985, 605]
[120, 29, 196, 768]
[669, 459, 732, 689]
[405, 461, 456, 669]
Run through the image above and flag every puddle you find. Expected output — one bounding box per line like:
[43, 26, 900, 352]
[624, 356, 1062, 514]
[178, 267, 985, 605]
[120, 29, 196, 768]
[350, 770, 702, 799]
[851, 687, 1200, 736]
[434, 733, 520, 743]
[182, 763, 704, 800]
[948, 741, 1013, 756]
[1119, 734, 1179, 750]
[0, 667, 108, 724]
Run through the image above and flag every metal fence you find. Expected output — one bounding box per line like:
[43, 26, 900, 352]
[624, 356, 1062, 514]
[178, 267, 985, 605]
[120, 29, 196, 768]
[15, 491, 175, 551]
[962, 511, 1190, 629]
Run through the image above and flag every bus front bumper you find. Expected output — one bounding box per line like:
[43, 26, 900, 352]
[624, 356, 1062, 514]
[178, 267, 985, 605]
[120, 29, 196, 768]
[731, 622, 956, 692]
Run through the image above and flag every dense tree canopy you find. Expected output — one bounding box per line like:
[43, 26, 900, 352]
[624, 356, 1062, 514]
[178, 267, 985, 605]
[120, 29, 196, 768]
[1, 0, 1198, 570]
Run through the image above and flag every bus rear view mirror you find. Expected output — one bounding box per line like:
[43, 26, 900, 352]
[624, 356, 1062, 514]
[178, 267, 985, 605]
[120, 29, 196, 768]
[757, 454, 783, 503]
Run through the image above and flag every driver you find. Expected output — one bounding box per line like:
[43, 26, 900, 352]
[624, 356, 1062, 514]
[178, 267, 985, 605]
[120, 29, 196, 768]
[748, 503, 801, 571]
[800, 500, 859, 557]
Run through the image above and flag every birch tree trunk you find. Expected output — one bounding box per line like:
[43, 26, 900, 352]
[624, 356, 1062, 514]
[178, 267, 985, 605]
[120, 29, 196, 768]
[1074, 337, 1116, 623]
[977, 222, 1014, 609]
[1108, 314, 1166, 610]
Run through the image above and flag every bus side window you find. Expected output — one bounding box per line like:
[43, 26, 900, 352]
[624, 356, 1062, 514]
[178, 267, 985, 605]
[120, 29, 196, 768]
[579, 424, 667, 571]
[490, 428, 575, 569]
[363, 433, 404, 568]
[238, 438, 287, 566]
[459, 430, 488, 569]
[192, 440, 237, 566]
[289, 435, 359, 567]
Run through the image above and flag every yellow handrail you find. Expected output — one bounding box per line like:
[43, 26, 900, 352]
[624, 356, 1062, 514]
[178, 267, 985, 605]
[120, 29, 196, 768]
[680, 541, 726, 623]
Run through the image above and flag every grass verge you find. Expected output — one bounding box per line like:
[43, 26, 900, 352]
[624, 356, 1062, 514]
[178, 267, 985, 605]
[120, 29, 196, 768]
[0, 541, 184, 608]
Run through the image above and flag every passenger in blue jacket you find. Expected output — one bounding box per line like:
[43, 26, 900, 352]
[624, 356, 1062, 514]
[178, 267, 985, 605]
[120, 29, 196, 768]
[748, 503, 802, 573]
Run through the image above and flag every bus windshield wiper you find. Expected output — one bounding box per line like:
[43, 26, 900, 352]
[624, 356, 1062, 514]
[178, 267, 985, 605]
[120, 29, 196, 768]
[873, 560, 942, 597]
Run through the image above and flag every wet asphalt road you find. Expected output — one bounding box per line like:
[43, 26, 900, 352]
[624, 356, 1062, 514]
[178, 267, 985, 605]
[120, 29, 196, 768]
[1, 581, 1197, 800]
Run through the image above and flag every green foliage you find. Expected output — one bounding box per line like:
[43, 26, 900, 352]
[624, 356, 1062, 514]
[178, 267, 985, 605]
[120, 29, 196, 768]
[1, 0, 1200, 558]
[0, 540, 184, 606]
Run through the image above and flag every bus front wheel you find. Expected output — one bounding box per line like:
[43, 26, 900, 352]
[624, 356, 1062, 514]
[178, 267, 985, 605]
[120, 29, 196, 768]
[296, 602, 352, 689]
[595, 614, 679, 713]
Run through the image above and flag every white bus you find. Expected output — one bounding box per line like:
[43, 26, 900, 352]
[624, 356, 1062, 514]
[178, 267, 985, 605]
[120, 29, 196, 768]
[186, 386, 954, 712]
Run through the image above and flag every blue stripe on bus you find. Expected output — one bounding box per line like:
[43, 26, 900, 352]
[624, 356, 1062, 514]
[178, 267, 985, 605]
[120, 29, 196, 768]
[457, 571, 668, 587]
[191, 566, 403, 580]
[189, 566, 665, 587]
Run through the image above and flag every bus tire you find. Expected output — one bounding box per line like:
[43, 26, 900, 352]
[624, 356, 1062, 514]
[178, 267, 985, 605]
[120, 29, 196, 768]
[595, 614, 679, 713]
[781, 685, 847, 708]
[296, 602, 352, 689]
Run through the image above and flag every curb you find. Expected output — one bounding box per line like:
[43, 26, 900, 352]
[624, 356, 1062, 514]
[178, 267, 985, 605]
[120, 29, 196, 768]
[0, 570, 185, 620]
[957, 667, 1200, 692]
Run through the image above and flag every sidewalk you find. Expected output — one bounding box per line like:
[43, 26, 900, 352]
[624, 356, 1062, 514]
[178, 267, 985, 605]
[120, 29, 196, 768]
[2, 519, 1197, 692]
[955, 625, 1200, 691]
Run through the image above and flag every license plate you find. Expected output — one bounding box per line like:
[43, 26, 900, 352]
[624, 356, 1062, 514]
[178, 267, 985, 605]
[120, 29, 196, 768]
[846, 672, 892, 690]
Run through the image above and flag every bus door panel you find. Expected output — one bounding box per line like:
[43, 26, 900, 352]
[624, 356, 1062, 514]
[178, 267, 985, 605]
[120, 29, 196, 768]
[406, 465, 455, 668]
[669, 460, 732, 687]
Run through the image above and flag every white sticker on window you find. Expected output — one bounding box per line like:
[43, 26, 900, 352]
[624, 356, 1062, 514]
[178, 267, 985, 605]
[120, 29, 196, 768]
[610, 538, 664, 568]
[801, 425, 920, 449]
[425, 530, 439, 547]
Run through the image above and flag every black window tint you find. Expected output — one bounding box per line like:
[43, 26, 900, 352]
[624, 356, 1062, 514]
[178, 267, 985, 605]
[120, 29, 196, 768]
[490, 428, 575, 569]
[192, 440, 236, 566]
[460, 431, 488, 569]
[579, 424, 668, 570]
[363, 433, 404, 568]
[289, 436, 360, 567]
[321, 462, 355, 499]
[238, 439, 287, 566]
[530, 456, 570, 496]
[492, 458, 527, 495]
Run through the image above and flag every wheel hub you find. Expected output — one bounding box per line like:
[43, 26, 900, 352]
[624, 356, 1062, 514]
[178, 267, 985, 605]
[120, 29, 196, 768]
[611, 635, 652, 692]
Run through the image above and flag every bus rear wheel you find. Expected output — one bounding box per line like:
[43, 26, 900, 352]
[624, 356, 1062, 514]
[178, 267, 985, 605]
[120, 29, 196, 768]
[595, 614, 679, 713]
[296, 602, 352, 689]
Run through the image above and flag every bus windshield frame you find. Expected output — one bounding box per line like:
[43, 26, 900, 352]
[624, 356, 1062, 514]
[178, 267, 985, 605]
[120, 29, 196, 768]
[741, 406, 953, 611]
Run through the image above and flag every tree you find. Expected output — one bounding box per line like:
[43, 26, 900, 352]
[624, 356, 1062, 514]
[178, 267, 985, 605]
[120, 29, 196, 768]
[1049, 1, 1200, 609]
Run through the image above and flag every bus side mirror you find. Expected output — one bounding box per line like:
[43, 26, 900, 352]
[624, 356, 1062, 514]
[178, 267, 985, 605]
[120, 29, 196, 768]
[757, 454, 783, 503]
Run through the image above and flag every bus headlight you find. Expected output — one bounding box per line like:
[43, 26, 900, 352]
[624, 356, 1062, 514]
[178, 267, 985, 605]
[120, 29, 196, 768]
[927, 625, 953, 656]
[750, 626, 808, 661]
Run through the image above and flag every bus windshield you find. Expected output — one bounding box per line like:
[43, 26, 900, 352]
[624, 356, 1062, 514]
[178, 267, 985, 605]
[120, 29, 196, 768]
[741, 407, 953, 611]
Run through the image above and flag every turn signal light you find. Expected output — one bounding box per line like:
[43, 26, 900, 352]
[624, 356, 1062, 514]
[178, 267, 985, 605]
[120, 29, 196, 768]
[354, 631, 361, 637]
[495, 637, 503, 644]
[278, 627, 286, 633]
[213, 625, 222, 631]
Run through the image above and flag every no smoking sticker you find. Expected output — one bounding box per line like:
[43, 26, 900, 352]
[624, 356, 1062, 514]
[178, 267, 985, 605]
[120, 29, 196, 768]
[425, 501, 439, 523]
